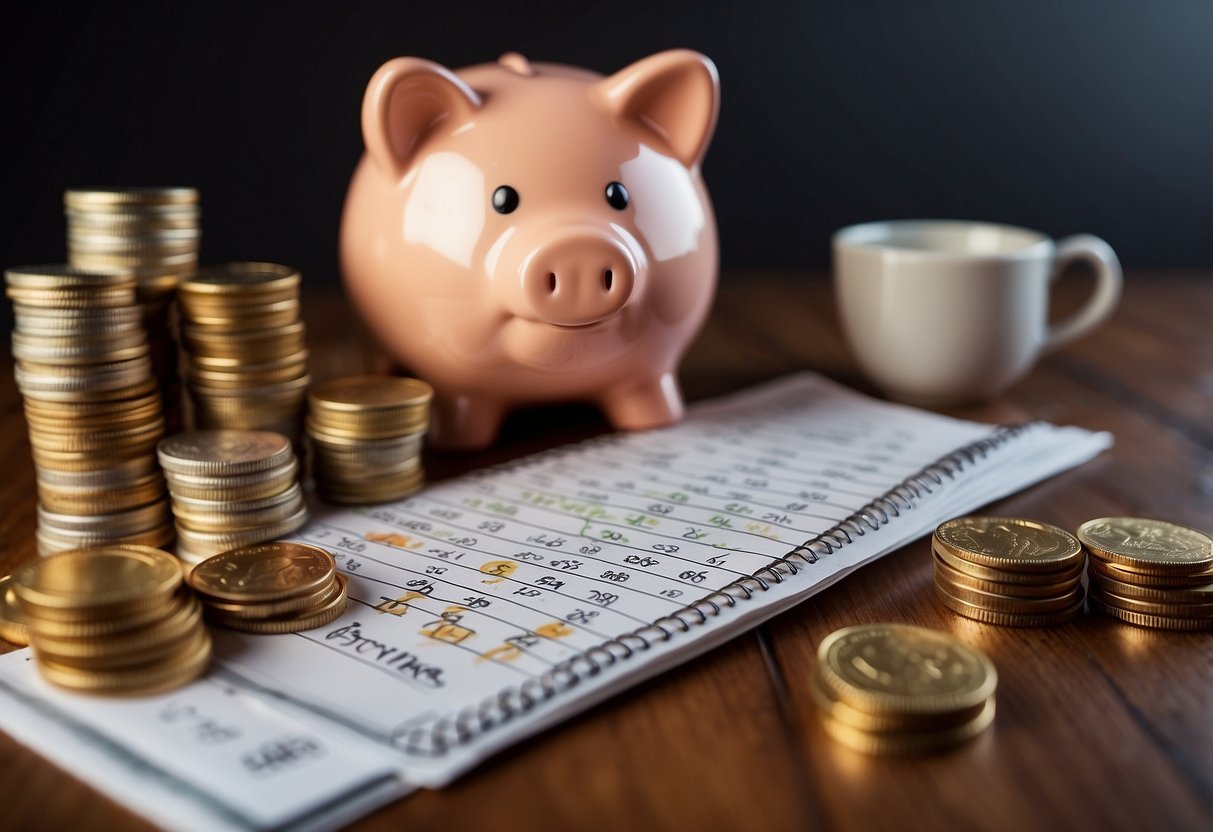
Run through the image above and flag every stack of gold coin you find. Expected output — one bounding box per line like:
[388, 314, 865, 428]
[932, 516, 1086, 626]
[9, 546, 211, 695]
[811, 624, 997, 755]
[0, 575, 31, 646]
[188, 542, 348, 634]
[158, 430, 308, 565]
[1080, 517, 1213, 631]
[6, 265, 172, 555]
[306, 375, 431, 504]
[65, 187, 200, 432]
[178, 262, 309, 444]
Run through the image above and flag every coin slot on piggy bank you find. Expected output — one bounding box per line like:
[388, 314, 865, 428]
[340, 50, 720, 450]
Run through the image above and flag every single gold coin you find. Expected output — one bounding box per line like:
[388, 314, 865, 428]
[188, 541, 335, 603]
[816, 624, 996, 716]
[1077, 517, 1213, 575]
[935, 517, 1084, 573]
[932, 576, 1082, 615]
[12, 547, 182, 613]
[157, 429, 293, 476]
[1087, 596, 1213, 632]
[819, 697, 995, 756]
[808, 666, 987, 733]
[309, 375, 433, 412]
[932, 543, 1083, 585]
[934, 583, 1085, 627]
[205, 575, 348, 634]
[1087, 585, 1213, 619]
[0, 576, 31, 646]
[1087, 556, 1213, 588]
[933, 554, 1082, 598]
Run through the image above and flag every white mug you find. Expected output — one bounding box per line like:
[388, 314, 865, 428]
[833, 220, 1122, 406]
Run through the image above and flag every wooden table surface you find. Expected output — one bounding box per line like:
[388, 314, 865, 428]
[1, 270, 1211, 831]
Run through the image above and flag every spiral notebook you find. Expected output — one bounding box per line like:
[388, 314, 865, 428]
[0, 373, 1112, 832]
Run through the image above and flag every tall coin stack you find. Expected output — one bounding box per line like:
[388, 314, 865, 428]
[65, 187, 201, 431]
[10, 546, 211, 695]
[932, 516, 1086, 626]
[6, 266, 172, 555]
[306, 375, 432, 504]
[812, 624, 997, 755]
[178, 262, 309, 444]
[158, 430, 308, 565]
[1080, 517, 1213, 631]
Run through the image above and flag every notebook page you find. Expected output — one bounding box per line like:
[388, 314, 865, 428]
[209, 374, 1000, 754]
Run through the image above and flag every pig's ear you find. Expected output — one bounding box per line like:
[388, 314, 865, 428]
[362, 57, 482, 181]
[591, 50, 719, 169]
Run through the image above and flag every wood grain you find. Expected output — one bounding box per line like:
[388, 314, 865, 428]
[0, 270, 1210, 831]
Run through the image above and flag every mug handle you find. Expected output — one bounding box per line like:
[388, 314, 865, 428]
[1042, 234, 1123, 354]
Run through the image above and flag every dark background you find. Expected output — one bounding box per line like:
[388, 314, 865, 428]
[1, 0, 1210, 303]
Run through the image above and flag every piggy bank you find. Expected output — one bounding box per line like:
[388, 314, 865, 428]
[340, 50, 720, 449]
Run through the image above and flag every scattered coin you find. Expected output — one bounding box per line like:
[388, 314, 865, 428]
[812, 624, 996, 755]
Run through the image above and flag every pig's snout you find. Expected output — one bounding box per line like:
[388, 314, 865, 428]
[519, 233, 637, 327]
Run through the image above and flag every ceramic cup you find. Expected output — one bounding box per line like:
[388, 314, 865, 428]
[833, 220, 1122, 406]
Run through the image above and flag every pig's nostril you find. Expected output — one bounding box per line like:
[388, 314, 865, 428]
[603, 269, 613, 292]
[548, 272, 557, 294]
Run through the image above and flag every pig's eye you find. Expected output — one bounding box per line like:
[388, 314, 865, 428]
[492, 186, 520, 214]
[604, 181, 629, 210]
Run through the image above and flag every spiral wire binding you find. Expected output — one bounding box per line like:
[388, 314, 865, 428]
[398, 421, 1039, 755]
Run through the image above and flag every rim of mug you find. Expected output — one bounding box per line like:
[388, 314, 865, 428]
[833, 219, 1054, 262]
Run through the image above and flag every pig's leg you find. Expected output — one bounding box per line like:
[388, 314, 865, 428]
[600, 372, 685, 431]
[428, 392, 506, 451]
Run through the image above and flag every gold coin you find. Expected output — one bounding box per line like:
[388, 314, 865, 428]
[189, 374, 311, 402]
[4, 265, 137, 291]
[816, 624, 997, 716]
[932, 576, 1081, 615]
[35, 627, 212, 696]
[0, 576, 31, 646]
[12, 546, 182, 613]
[188, 348, 308, 373]
[188, 541, 335, 603]
[199, 577, 338, 618]
[174, 493, 307, 534]
[31, 594, 202, 663]
[1087, 585, 1213, 619]
[808, 667, 987, 733]
[5, 285, 138, 308]
[308, 429, 425, 452]
[157, 429, 293, 476]
[34, 454, 159, 488]
[935, 517, 1084, 573]
[317, 473, 425, 505]
[162, 459, 300, 502]
[173, 506, 309, 556]
[309, 375, 433, 413]
[1087, 596, 1213, 632]
[187, 363, 309, 389]
[932, 554, 1081, 598]
[932, 543, 1084, 585]
[1086, 571, 1213, 603]
[181, 262, 300, 295]
[170, 481, 302, 515]
[934, 582, 1085, 627]
[1077, 517, 1213, 575]
[205, 575, 348, 635]
[819, 697, 995, 756]
[64, 187, 199, 209]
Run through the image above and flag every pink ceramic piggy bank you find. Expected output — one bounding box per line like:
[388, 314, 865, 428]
[340, 49, 720, 449]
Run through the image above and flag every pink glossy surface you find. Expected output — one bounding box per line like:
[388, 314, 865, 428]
[340, 50, 720, 449]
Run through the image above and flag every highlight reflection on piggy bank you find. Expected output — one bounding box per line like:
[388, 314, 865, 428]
[340, 50, 720, 450]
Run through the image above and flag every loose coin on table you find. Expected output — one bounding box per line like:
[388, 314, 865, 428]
[932, 516, 1086, 626]
[188, 541, 348, 634]
[10, 546, 210, 695]
[1079, 517, 1213, 631]
[812, 623, 997, 755]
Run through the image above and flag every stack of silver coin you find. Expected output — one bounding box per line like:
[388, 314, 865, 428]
[157, 430, 307, 565]
[5, 265, 172, 554]
[178, 263, 309, 445]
